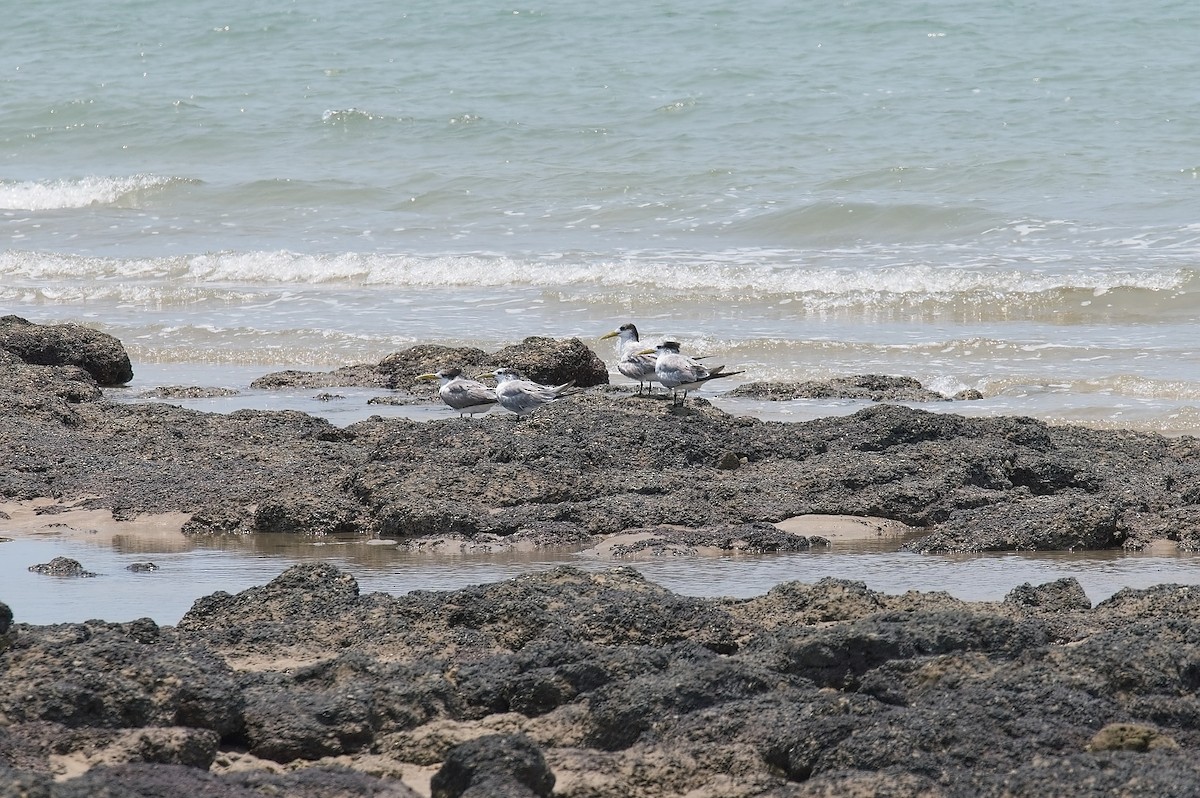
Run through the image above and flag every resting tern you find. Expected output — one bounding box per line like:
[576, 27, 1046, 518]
[477, 367, 577, 419]
[640, 342, 743, 405]
[600, 322, 659, 394]
[416, 367, 498, 417]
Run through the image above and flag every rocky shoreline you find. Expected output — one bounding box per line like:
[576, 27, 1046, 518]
[5, 565, 1200, 797]
[4, 317, 1200, 795]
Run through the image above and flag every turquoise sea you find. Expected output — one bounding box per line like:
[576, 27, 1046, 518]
[5, 0, 1200, 432]
[7, 1, 1200, 624]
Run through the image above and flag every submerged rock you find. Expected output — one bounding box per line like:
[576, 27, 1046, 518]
[27, 557, 97, 578]
[728, 374, 955, 402]
[142, 386, 241, 399]
[583, 522, 826, 558]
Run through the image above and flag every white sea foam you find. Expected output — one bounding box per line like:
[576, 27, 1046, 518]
[0, 250, 1188, 299]
[0, 175, 181, 211]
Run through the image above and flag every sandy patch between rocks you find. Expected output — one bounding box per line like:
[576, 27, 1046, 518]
[0, 499, 192, 550]
[774, 513, 917, 541]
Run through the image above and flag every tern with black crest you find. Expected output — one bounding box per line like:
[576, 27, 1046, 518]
[600, 322, 659, 394]
[477, 367, 577, 419]
[641, 342, 743, 405]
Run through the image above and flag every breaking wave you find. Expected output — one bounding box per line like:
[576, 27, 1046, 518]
[0, 175, 186, 210]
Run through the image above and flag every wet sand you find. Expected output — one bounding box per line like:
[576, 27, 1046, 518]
[0, 500, 193, 550]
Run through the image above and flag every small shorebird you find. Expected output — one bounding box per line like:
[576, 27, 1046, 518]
[641, 342, 743, 405]
[477, 367, 577, 419]
[416, 367, 498, 417]
[600, 322, 659, 394]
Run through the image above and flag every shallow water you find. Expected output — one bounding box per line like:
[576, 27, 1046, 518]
[3, 530, 1197, 627]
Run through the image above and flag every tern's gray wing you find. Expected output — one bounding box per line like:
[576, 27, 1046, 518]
[656, 353, 709, 388]
[497, 379, 561, 414]
[618, 351, 658, 381]
[441, 379, 498, 411]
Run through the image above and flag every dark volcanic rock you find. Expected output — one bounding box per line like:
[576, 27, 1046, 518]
[430, 734, 555, 798]
[249, 367, 369, 390]
[249, 337, 607, 391]
[342, 396, 1194, 551]
[0, 602, 11, 636]
[728, 374, 952, 402]
[249, 344, 489, 390]
[0, 620, 242, 735]
[1, 400, 368, 527]
[181, 505, 256, 535]
[240, 665, 376, 762]
[10, 325, 1200, 555]
[0, 349, 102, 428]
[42, 762, 421, 798]
[177, 563, 362, 649]
[176, 563, 742, 660]
[2, 722, 221, 774]
[252, 492, 367, 535]
[906, 492, 1125, 553]
[485, 336, 608, 388]
[228, 767, 422, 797]
[7, 564, 1200, 796]
[1004, 577, 1093, 611]
[0, 315, 132, 386]
[376, 345, 491, 387]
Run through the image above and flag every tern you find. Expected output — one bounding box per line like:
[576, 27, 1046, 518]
[600, 322, 659, 394]
[640, 342, 743, 405]
[416, 367, 498, 417]
[477, 367, 577, 419]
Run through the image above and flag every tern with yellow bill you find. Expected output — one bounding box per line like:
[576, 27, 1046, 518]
[416, 367, 498, 417]
[477, 367, 578, 419]
[600, 322, 660, 394]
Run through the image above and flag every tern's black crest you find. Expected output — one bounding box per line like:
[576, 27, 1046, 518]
[620, 323, 641, 339]
[439, 367, 463, 379]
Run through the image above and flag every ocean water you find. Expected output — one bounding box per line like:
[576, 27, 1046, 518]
[4, 0, 1200, 433]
